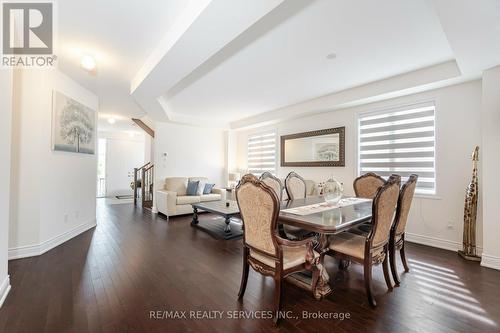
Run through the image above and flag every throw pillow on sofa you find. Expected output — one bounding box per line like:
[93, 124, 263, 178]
[196, 180, 207, 195]
[203, 183, 215, 194]
[186, 180, 199, 196]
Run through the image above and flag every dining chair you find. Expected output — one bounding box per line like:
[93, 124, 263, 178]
[260, 172, 287, 238]
[284, 171, 307, 200]
[390, 174, 418, 286]
[283, 171, 315, 240]
[353, 172, 386, 199]
[260, 172, 283, 201]
[235, 174, 319, 325]
[324, 174, 401, 307]
[352, 172, 386, 234]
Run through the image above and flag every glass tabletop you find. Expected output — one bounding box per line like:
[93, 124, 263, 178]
[192, 200, 240, 215]
[279, 196, 372, 234]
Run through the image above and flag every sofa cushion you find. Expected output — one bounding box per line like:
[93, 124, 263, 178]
[199, 194, 221, 202]
[203, 183, 215, 194]
[177, 196, 200, 205]
[196, 180, 207, 196]
[165, 177, 188, 195]
[186, 180, 199, 196]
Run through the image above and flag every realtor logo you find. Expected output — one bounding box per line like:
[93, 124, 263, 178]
[1, 1, 55, 67]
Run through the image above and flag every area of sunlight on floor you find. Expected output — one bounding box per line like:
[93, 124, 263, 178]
[409, 258, 497, 327]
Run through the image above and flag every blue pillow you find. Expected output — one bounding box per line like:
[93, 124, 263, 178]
[186, 180, 199, 196]
[203, 183, 215, 194]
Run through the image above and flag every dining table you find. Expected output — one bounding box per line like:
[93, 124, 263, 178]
[278, 196, 373, 299]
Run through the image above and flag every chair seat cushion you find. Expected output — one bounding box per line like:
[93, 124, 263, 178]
[250, 246, 319, 270]
[177, 196, 200, 205]
[329, 232, 366, 260]
[329, 232, 383, 260]
[199, 194, 221, 202]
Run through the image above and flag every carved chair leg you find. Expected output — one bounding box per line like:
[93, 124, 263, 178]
[364, 261, 377, 307]
[400, 241, 410, 273]
[311, 266, 320, 297]
[389, 241, 401, 286]
[382, 251, 393, 291]
[238, 248, 249, 299]
[273, 275, 283, 326]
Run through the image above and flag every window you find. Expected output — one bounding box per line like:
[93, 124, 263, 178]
[247, 131, 277, 176]
[358, 102, 436, 195]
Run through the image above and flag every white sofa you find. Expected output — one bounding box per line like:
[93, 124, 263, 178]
[156, 177, 226, 217]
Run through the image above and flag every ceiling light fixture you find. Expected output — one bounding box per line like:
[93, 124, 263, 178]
[107, 117, 116, 124]
[326, 53, 337, 60]
[81, 54, 97, 72]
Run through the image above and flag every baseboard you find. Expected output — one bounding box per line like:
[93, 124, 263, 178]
[481, 254, 500, 270]
[0, 275, 10, 308]
[8, 219, 96, 260]
[405, 232, 483, 255]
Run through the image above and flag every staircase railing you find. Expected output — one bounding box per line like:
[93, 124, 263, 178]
[141, 163, 154, 209]
[132, 162, 152, 205]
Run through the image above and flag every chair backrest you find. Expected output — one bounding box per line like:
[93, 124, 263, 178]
[393, 174, 418, 237]
[368, 175, 401, 249]
[353, 172, 385, 199]
[236, 174, 280, 257]
[285, 172, 306, 200]
[260, 172, 283, 201]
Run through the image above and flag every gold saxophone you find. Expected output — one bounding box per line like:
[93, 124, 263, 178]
[458, 146, 481, 261]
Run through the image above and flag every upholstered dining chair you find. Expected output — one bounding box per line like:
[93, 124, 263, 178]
[260, 172, 287, 238]
[260, 172, 283, 201]
[235, 174, 319, 325]
[352, 172, 386, 235]
[324, 175, 401, 307]
[283, 172, 315, 240]
[390, 174, 418, 286]
[284, 171, 307, 200]
[353, 172, 386, 199]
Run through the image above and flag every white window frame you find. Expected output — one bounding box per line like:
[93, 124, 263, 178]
[356, 100, 438, 198]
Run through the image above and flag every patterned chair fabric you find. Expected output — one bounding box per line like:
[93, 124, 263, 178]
[236, 176, 279, 256]
[260, 172, 283, 202]
[369, 175, 401, 248]
[354, 172, 385, 199]
[394, 175, 418, 237]
[285, 172, 307, 200]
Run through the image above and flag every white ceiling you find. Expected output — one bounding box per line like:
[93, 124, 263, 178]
[164, 0, 453, 123]
[55, 0, 500, 130]
[56, 0, 194, 121]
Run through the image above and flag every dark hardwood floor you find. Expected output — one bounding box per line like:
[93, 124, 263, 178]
[1, 200, 500, 333]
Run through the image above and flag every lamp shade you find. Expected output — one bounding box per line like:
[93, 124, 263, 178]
[228, 172, 241, 182]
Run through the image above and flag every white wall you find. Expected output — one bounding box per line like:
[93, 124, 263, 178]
[99, 131, 145, 197]
[481, 65, 500, 270]
[233, 80, 483, 251]
[154, 122, 226, 192]
[0, 69, 13, 306]
[9, 68, 98, 258]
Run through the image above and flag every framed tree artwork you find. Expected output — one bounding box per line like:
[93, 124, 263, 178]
[52, 90, 96, 154]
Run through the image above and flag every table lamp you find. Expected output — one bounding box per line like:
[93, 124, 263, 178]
[228, 172, 241, 188]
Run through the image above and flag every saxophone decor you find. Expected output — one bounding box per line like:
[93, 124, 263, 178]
[458, 146, 481, 261]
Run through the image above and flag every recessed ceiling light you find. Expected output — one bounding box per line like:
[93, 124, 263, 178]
[326, 53, 337, 60]
[107, 117, 116, 124]
[81, 54, 96, 71]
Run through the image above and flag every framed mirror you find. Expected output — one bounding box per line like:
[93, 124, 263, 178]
[280, 127, 345, 167]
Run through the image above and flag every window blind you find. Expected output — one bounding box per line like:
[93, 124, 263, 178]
[247, 131, 277, 176]
[358, 102, 436, 195]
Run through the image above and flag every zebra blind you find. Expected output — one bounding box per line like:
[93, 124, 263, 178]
[358, 102, 436, 195]
[247, 131, 277, 176]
